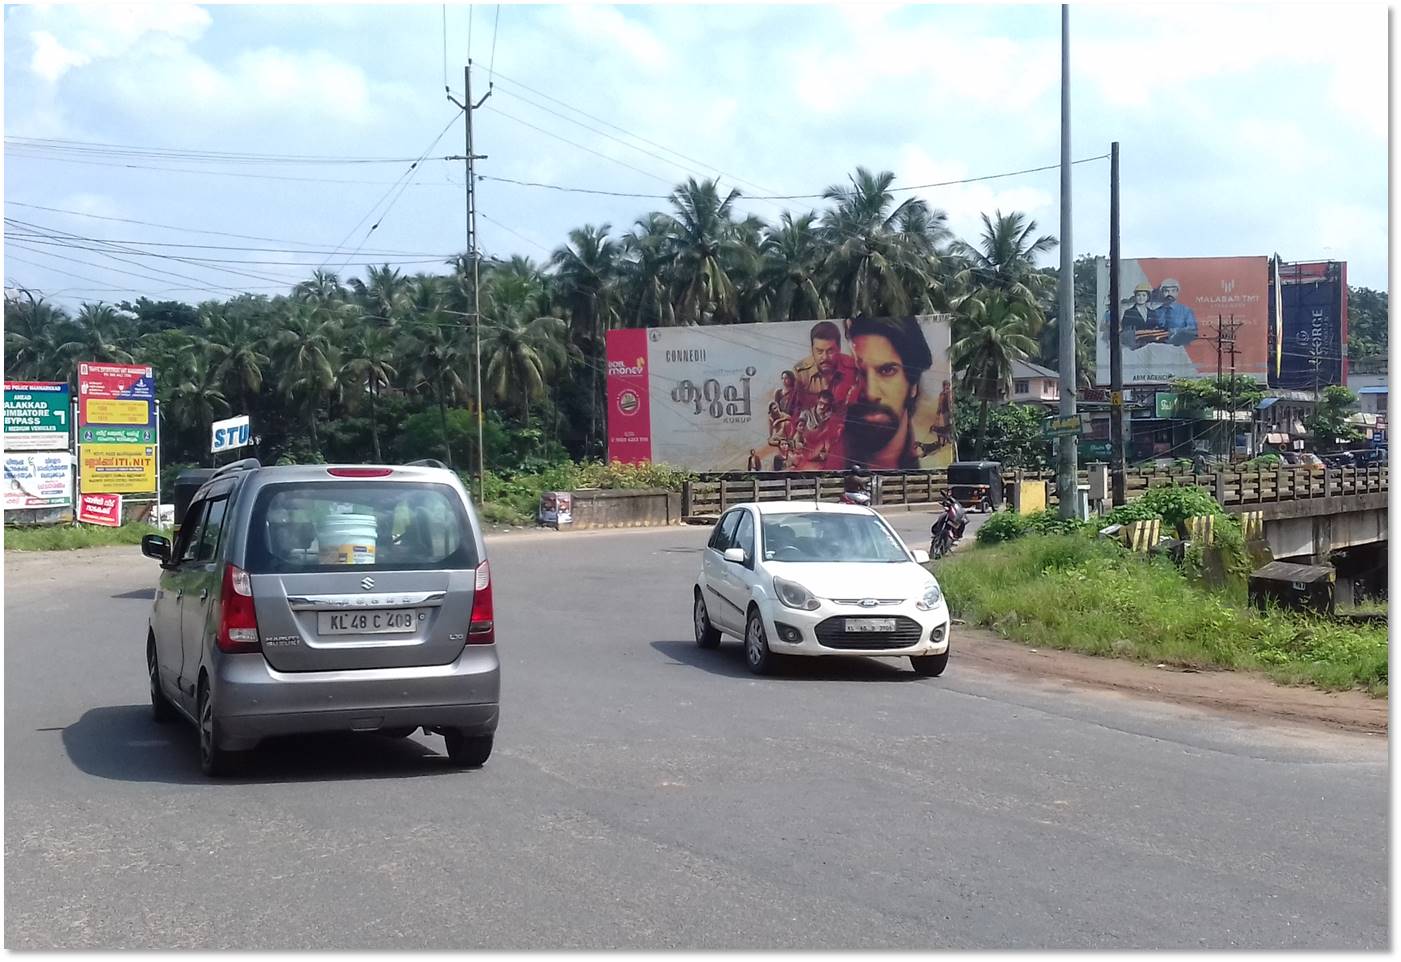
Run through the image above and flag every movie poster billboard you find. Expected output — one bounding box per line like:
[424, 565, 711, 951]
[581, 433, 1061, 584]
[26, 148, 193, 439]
[1094, 256, 1271, 385]
[606, 316, 957, 472]
[1269, 260, 1347, 390]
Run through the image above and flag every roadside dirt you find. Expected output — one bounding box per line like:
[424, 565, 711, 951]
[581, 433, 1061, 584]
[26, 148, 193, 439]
[953, 624, 1387, 736]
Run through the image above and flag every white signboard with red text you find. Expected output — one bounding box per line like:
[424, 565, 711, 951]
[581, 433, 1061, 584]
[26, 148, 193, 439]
[607, 316, 956, 472]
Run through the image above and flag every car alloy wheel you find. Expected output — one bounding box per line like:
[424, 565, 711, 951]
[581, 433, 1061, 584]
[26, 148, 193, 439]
[694, 593, 721, 649]
[745, 610, 773, 675]
[148, 638, 176, 723]
[198, 683, 238, 777]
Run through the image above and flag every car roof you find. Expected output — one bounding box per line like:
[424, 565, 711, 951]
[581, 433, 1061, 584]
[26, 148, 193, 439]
[734, 500, 877, 517]
[228, 464, 461, 484]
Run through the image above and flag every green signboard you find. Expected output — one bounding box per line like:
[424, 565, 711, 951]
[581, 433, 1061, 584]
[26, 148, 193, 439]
[1154, 392, 1178, 419]
[80, 425, 156, 445]
[1042, 414, 1083, 439]
[4, 381, 70, 451]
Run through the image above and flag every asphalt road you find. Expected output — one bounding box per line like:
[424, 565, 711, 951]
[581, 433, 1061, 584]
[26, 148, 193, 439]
[4, 511, 1388, 949]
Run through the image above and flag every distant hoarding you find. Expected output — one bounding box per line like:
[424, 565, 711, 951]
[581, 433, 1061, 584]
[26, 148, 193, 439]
[3, 451, 73, 510]
[1269, 260, 1347, 390]
[77, 362, 155, 429]
[79, 443, 157, 493]
[606, 315, 957, 472]
[1095, 256, 1271, 385]
[4, 381, 70, 451]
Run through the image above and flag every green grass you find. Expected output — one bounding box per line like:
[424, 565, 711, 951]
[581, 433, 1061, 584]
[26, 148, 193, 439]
[935, 534, 1389, 697]
[5, 522, 162, 552]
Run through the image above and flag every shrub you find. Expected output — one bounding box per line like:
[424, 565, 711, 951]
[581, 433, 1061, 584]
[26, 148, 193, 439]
[1103, 500, 1162, 527]
[1136, 483, 1224, 529]
[975, 511, 1029, 544]
[1023, 509, 1091, 537]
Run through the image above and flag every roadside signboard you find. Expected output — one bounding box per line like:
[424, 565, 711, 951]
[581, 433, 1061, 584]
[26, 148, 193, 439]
[80, 425, 155, 445]
[3, 451, 73, 510]
[77, 362, 155, 429]
[211, 414, 251, 454]
[1154, 392, 1178, 419]
[4, 381, 70, 451]
[77, 492, 122, 527]
[79, 444, 157, 493]
[1042, 414, 1083, 439]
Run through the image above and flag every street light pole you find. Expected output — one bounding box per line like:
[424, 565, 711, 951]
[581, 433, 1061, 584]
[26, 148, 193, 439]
[1108, 141, 1125, 505]
[1056, 4, 1079, 518]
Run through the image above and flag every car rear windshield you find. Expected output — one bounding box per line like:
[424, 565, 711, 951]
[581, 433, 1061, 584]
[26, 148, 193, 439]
[761, 512, 910, 564]
[244, 481, 477, 574]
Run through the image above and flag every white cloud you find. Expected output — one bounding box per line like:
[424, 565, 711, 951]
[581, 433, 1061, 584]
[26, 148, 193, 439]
[561, 5, 668, 72]
[24, 3, 211, 81]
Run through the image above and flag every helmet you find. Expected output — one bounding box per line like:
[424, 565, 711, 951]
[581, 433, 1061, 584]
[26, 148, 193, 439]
[1134, 282, 1152, 294]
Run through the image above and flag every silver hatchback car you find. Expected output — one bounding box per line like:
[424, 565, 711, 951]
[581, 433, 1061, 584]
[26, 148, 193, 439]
[140, 459, 500, 776]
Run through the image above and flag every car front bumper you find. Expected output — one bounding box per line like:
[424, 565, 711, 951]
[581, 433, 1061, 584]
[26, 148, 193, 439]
[211, 644, 500, 748]
[756, 597, 950, 657]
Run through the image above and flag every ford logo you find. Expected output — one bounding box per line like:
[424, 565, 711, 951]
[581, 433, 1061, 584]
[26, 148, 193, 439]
[859, 598, 877, 607]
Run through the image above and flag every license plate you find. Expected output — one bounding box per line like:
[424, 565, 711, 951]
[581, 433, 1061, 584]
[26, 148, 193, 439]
[845, 618, 897, 632]
[317, 609, 422, 635]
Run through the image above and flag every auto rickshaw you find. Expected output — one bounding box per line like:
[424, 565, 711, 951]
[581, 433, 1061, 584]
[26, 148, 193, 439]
[946, 460, 1003, 512]
[171, 468, 216, 539]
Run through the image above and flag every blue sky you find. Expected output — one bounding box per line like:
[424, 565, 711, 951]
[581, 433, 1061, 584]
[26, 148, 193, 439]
[2, 2, 1388, 310]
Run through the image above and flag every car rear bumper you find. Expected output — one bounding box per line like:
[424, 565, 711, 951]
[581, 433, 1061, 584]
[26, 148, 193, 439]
[212, 644, 500, 748]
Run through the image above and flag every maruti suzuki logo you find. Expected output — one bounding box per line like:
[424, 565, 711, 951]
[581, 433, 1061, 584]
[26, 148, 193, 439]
[361, 577, 375, 590]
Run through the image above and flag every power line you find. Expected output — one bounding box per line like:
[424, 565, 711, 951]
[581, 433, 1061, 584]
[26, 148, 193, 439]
[478, 173, 670, 199]
[487, 68, 781, 196]
[479, 212, 553, 256]
[4, 137, 428, 165]
[3, 200, 453, 256]
[3, 149, 456, 185]
[0, 228, 457, 259]
[483, 105, 680, 186]
[489, 5, 502, 83]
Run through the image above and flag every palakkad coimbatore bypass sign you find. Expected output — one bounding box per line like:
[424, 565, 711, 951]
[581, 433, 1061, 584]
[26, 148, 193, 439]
[79, 444, 157, 494]
[4, 381, 70, 451]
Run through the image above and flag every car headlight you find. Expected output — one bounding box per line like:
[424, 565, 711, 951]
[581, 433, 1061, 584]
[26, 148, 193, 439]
[773, 576, 821, 611]
[916, 581, 943, 611]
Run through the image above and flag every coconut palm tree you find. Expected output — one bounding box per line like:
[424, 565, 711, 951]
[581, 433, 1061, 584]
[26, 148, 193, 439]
[951, 290, 1041, 458]
[348, 264, 409, 329]
[820, 167, 939, 317]
[480, 283, 571, 424]
[59, 303, 135, 366]
[201, 306, 269, 425]
[168, 353, 230, 465]
[759, 211, 829, 323]
[951, 210, 1058, 305]
[337, 326, 398, 462]
[620, 213, 676, 328]
[273, 304, 340, 453]
[663, 178, 746, 325]
[4, 292, 73, 379]
[403, 277, 470, 467]
[551, 224, 621, 451]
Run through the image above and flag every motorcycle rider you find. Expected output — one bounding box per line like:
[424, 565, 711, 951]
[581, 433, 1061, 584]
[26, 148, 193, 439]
[839, 468, 872, 506]
[929, 488, 968, 558]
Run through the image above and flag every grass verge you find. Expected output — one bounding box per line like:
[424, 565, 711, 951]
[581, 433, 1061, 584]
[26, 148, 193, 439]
[5, 523, 161, 552]
[936, 534, 1388, 697]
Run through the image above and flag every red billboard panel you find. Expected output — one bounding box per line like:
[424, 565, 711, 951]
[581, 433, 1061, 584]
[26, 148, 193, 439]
[605, 328, 653, 465]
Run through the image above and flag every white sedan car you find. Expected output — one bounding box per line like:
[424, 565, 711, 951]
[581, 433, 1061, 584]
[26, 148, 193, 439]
[692, 501, 951, 676]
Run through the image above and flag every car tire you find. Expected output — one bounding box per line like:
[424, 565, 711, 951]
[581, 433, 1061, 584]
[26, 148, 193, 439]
[444, 731, 493, 768]
[693, 591, 722, 649]
[745, 608, 776, 676]
[148, 636, 177, 725]
[197, 680, 240, 778]
[910, 649, 949, 677]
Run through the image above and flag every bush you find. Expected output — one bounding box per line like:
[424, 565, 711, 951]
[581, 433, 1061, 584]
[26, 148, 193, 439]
[1103, 500, 1163, 527]
[1023, 509, 1091, 537]
[6, 522, 161, 551]
[573, 460, 695, 491]
[1136, 483, 1224, 529]
[975, 511, 1029, 544]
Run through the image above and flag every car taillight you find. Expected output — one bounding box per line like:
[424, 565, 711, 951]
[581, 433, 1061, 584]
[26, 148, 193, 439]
[216, 563, 261, 654]
[468, 560, 494, 644]
[326, 467, 394, 478]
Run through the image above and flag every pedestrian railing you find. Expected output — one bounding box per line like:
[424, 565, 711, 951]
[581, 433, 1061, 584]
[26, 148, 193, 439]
[680, 464, 1388, 518]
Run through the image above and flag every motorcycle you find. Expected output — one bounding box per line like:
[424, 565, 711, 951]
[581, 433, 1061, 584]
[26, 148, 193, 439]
[928, 492, 968, 559]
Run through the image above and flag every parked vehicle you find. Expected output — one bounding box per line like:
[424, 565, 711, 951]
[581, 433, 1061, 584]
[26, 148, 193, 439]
[140, 458, 499, 776]
[692, 501, 950, 677]
[946, 461, 1003, 512]
[929, 492, 968, 559]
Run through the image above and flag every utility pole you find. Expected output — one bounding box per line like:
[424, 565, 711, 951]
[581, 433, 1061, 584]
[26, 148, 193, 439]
[1107, 141, 1125, 505]
[446, 63, 491, 503]
[1056, 4, 1079, 519]
[1225, 313, 1240, 462]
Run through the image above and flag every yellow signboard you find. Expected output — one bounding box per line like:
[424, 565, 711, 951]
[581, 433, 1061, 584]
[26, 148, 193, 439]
[85, 398, 151, 426]
[79, 443, 157, 493]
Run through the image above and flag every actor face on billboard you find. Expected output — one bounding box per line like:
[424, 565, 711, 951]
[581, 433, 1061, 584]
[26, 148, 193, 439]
[843, 315, 932, 470]
[1153, 277, 1199, 346]
[793, 320, 856, 409]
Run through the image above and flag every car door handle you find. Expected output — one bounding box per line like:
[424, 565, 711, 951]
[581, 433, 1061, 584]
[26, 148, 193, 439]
[199, 588, 209, 602]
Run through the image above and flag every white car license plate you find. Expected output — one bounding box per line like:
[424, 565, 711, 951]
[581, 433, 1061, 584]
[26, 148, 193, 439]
[318, 609, 421, 635]
[845, 617, 897, 632]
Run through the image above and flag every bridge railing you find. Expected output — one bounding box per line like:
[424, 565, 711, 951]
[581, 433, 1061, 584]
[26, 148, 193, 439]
[680, 465, 1388, 517]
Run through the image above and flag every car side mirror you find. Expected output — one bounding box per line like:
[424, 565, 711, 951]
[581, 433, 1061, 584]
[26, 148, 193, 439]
[912, 548, 931, 565]
[141, 534, 171, 565]
[723, 547, 747, 564]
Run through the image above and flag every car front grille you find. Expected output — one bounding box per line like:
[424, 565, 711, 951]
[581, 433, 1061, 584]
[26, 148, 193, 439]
[829, 597, 905, 607]
[815, 616, 925, 650]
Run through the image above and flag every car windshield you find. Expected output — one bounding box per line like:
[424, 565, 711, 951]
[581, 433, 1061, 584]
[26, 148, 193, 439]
[761, 512, 910, 564]
[245, 481, 476, 574]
